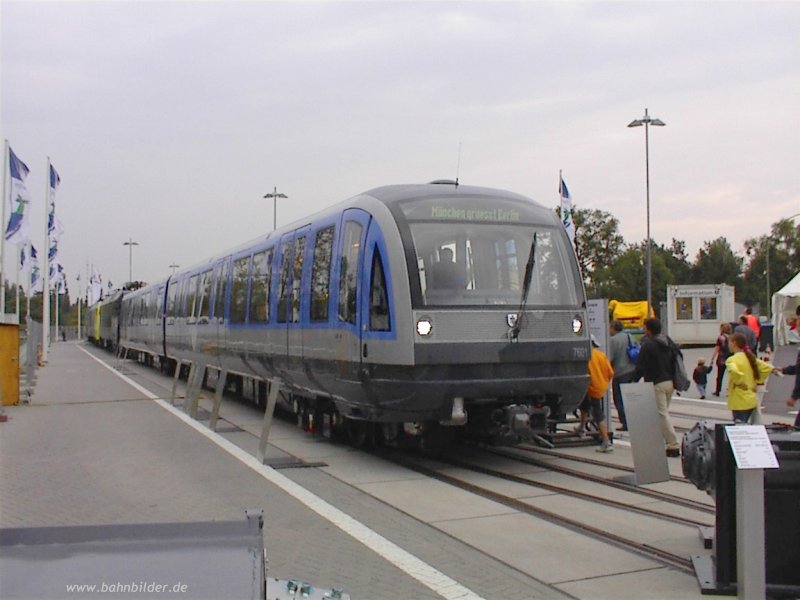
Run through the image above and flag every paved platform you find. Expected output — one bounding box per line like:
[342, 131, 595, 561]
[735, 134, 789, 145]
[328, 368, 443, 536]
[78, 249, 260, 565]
[6, 341, 792, 599]
[0, 342, 564, 600]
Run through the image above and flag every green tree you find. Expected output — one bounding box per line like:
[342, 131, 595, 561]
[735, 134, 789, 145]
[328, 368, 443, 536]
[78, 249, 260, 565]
[654, 239, 692, 285]
[691, 237, 743, 286]
[566, 207, 625, 295]
[741, 218, 800, 309]
[593, 242, 673, 304]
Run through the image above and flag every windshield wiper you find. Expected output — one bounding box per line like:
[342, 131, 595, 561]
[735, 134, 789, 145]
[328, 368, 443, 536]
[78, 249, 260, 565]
[510, 232, 537, 342]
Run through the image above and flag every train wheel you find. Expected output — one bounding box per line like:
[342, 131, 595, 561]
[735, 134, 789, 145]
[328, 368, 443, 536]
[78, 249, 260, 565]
[346, 419, 373, 448]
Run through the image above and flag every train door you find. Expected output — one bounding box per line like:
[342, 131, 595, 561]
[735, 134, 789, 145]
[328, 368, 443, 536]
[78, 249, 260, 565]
[211, 258, 230, 368]
[276, 226, 310, 373]
[336, 209, 371, 374]
[161, 279, 170, 360]
[359, 220, 393, 357]
[152, 286, 163, 351]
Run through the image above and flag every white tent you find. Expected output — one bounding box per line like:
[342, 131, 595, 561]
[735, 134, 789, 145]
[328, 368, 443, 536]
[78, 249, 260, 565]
[772, 272, 800, 345]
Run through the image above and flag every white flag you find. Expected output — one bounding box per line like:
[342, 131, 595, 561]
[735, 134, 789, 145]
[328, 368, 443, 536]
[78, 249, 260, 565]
[48, 164, 63, 247]
[89, 266, 103, 305]
[5, 147, 32, 244]
[559, 173, 575, 246]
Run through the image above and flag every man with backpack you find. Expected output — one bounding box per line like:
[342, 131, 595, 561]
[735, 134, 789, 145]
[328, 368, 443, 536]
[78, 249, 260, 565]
[607, 320, 636, 431]
[632, 317, 682, 458]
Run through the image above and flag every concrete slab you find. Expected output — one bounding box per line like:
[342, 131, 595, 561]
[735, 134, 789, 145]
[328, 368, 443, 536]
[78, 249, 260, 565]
[436, 467, 559, 499]
[514, 470, 680, 506]
[321, 452, 430, 485]
[639, 480, 715, 508]
[521, 493, 703, 551]
[356, 478, 517, 523]
[435, 511, 660, 584]
[555, 564, 704, 599]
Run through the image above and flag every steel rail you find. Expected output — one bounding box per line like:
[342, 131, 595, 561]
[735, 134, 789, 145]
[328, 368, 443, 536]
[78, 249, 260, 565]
[379, 450, 695, 573]
[480, 446, 715, 514]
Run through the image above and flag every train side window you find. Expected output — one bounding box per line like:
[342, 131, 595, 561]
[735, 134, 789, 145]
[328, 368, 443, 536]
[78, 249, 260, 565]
[179, 278, 189, 318]
[310, 226, 334, 322]
[369, 248, 391, 332]
[230, 256, 250, 324]
[338, 221, 362, 324]
[187, 274, 199, 324]
[167, 282, 177, 323]
[156, 287, 165, 321]
[212, 260, 229, 322]
[291, 236, 306, 323]
[277, 240, 292, 324]
[249, 249, 272, 323]
[197, 270, 212, 323]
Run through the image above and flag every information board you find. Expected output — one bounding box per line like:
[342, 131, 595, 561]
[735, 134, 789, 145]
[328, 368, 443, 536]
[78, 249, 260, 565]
[725, 425, 780, 470]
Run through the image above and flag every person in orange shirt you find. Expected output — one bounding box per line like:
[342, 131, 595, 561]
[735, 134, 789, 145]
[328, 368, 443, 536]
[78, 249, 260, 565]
[575, 334, 615, 452]
[743, 307, 761, 342]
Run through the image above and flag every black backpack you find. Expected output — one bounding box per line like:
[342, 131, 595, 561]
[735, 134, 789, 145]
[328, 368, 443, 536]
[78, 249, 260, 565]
[669, 338, 691, 392]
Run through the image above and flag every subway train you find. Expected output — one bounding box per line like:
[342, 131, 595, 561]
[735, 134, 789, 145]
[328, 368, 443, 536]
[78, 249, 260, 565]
[87, 181, 591, 446]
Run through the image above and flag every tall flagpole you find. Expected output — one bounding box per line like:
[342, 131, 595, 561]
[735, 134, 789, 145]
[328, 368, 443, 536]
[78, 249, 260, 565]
[1, 140, 8, 320]
[77, 274, 81, 339]
[54, 280, 59, 341]
[42, 157, 51, 362]
[26, 243, 31, 321]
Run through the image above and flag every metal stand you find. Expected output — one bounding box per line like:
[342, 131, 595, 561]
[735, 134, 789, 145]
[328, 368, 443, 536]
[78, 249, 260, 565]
[257, 378, 281, 464]
[185, 361, 207, 419]
[735, 468, 766, 600]
[617, 382, 669, 485]
[170, 360, 191, 406]
[208, 368, 228, 432]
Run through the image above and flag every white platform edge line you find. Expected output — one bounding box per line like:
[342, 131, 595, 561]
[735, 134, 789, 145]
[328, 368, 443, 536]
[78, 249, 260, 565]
[78, 346, 485, 600]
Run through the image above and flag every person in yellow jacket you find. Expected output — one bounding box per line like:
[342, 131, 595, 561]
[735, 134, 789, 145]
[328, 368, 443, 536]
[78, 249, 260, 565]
[725, 332, 776, 423]
[575, 335, 615, 452]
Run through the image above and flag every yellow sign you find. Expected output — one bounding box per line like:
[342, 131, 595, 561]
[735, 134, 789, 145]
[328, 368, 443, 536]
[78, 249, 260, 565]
[0, 324, 20, 405]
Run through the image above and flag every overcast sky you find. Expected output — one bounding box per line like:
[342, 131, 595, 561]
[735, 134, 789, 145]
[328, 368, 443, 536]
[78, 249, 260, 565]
[2, 0, 798, 294]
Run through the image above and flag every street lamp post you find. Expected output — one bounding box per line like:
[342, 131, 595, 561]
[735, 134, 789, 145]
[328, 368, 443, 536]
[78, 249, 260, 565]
[123, 238, 139, 286]
[628, 108, 665, 314]
[169, 263, 180, 275]
[263, 186, 288, 232]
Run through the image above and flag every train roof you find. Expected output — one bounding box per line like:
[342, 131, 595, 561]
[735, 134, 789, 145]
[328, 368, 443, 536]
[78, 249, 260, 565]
[151, 181, 551, 282]
[361, 181, 543, 208]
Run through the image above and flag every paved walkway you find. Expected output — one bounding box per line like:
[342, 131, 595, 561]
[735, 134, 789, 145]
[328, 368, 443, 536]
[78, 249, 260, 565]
[0, 341, 559, 600]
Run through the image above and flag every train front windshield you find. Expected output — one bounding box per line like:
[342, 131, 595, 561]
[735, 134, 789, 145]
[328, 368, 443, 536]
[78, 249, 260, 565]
[398, 196, 581, 307]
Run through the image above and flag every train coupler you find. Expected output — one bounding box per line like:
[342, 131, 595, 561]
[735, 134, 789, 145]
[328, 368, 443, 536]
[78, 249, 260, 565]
[467, 403, 550, 446]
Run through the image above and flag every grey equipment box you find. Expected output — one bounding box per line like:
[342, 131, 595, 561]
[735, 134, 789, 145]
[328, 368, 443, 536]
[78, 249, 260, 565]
[0, 510, 266, 599]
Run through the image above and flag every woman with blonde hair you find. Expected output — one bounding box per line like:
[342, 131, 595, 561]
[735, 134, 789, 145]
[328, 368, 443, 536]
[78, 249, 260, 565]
[725, 332, 776, 423]
[710, 322, 733, 397]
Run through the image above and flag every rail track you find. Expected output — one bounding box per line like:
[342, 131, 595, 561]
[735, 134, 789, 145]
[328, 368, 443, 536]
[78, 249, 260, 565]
[378, 448, 698, 573]
[109, 349, 706, 575]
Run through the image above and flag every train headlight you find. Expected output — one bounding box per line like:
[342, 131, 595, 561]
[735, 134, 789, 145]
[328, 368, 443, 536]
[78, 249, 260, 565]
[572, 316, 583, 335]
[416, 318, 433, 336]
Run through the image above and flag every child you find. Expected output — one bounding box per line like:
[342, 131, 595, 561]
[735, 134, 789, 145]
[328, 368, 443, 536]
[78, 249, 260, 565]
[693, 358, 713, 399]
[575, 335, 615, 453]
